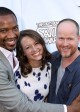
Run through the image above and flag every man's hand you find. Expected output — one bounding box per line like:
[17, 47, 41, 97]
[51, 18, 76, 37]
[67, 95, 80, 112]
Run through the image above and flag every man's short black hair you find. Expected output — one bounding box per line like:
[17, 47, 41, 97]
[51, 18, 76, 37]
[0, 7, 17, 21]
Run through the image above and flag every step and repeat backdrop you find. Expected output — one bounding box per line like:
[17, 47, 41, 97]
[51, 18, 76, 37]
[0, 0, 80, 52]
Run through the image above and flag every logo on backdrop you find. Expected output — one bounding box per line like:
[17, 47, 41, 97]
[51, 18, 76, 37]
[36, 21, 59, 45]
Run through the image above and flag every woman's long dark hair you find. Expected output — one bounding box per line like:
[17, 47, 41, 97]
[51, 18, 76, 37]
[16, 29, 52, 77]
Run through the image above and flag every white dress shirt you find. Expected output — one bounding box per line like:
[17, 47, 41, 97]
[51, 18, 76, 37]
[0, 47, 19, 73]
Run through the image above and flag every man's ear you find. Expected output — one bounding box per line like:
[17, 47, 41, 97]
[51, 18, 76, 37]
[78, 36, 80, 49]
[78, 36, 80, 41]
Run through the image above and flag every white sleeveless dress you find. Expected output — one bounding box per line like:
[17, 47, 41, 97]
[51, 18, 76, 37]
[14, 62, 51, 102]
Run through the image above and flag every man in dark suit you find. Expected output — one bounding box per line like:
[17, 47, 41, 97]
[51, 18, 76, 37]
[48, 18, 80, 105]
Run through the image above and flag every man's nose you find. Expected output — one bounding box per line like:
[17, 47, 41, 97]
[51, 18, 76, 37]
[7, 30, 15, 38]
[63, 39, 69, 46]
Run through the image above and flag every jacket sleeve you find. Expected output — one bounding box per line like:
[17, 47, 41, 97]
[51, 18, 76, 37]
[66, 67, 80, 105]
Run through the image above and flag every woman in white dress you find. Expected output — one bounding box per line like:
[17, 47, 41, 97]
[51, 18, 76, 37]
[15, 29, 52, 102]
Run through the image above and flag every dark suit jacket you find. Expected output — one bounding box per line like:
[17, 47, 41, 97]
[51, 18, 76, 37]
[48, 51, 80, 105]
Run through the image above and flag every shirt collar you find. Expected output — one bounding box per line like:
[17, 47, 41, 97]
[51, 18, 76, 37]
[0, 47, 13, 58]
